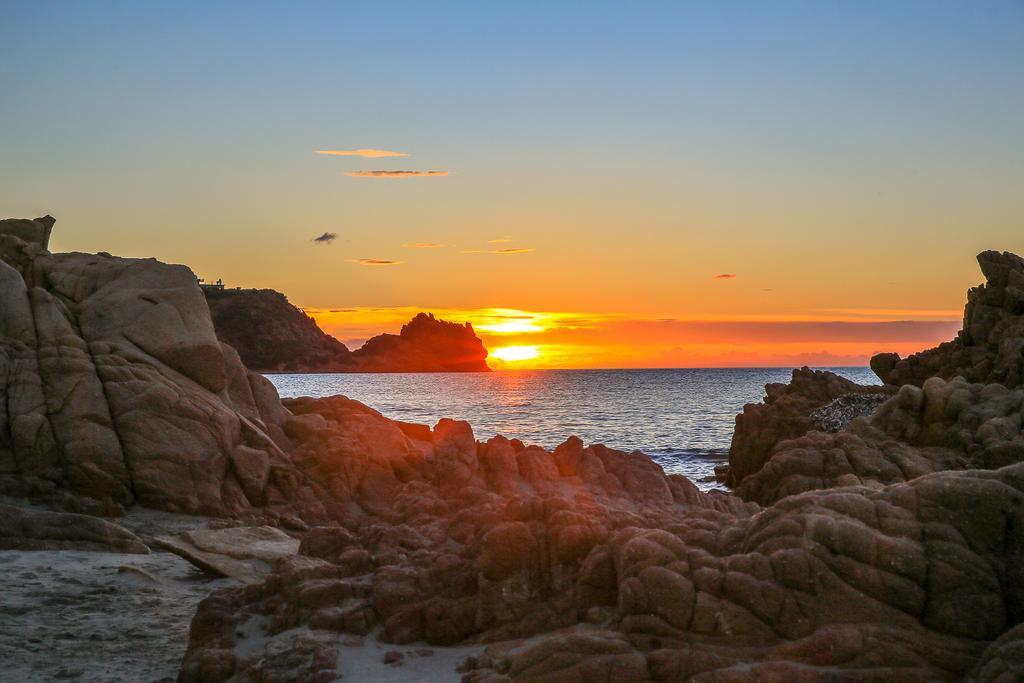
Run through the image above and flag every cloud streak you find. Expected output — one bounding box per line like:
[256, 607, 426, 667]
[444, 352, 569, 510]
[713, 273, 737, 279]
[488, 236, 513, 243]
[345, 170, 448, 178]
[348, 258, 403, 266]
[403, 242, 446, 249]
[315, 149, 408, 158]
[312, 232, 337, 244]
[462, 248, 535, 254]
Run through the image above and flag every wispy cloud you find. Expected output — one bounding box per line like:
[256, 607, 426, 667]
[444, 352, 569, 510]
[345, 170, 448, 178]
[315, 149, 408, 158]
[488, 236, 513, 243]
[462, 248, 535, 254]
[348, 258, 403, 266]
[312, 232, 337, 244]
[713, 273, 737, 279]
[403, 242, 446, 249]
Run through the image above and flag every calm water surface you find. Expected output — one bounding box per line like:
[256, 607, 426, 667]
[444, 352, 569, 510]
[267, 368, 879, 489]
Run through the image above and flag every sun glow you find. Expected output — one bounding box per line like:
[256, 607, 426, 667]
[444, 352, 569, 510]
[305, 306, 961, 370]
[490, 345, 540, 362]
[478, 320, 544, 334]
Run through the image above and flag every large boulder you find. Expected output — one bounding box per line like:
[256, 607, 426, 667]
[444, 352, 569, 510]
[0, 218, 322, 518]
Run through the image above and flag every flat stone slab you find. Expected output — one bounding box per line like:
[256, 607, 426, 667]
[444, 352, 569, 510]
[153, 525, 299, 583]
[0, 504, 149, 554]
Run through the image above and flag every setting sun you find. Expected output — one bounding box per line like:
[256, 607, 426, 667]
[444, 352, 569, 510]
[490, 345, 540, 362]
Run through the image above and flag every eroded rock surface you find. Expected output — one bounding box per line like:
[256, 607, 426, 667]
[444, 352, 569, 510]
[726, 368, 886, 486]
[177, 408, 751, 681]
[176, 250, 1024, 682]
[736, 376, 1024, 504]
[0, 219, 326, 519]
[179, 404, 1024, 682]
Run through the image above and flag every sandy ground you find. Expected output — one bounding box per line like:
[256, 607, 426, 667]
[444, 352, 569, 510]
[335, 638, 483, 682]
[0, 502, 236, 683]
[0, 548, 236, 682]
[1, 501, 488, 682]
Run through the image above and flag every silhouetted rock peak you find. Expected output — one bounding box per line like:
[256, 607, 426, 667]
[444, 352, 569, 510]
[204, 287, 490, 372]
[871, 249, 1024, 387]
[353, 311, 489, 372]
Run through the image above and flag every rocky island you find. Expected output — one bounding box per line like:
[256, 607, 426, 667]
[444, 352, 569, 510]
[2, 215, 1024, 682]
[204, 286, 490, 373]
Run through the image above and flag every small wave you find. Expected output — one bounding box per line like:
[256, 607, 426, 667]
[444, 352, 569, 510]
[647, 448, 728, 461]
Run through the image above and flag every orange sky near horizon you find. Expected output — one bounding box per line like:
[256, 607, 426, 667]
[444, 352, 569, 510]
[307, 306, 962, 370]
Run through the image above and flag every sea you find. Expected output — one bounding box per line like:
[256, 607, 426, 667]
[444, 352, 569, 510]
[267, 367, 880, 490]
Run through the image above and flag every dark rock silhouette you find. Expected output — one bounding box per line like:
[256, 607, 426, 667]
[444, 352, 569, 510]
[204, 286, 490, 372]
[871, 250, 1024, 388]
[349, 312, 491, 372]
[203, 287, 353, 371]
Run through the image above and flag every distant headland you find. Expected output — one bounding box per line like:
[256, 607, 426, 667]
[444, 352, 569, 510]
[202, 284, 490, 373]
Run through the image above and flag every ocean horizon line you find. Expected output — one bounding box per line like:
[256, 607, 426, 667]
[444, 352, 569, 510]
[263, 364, 875, 375]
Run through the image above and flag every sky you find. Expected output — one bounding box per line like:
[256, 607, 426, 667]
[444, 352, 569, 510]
[2, 2, 1022, 368]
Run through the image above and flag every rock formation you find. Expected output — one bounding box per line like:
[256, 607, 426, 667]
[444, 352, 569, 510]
[5, 215, 1024, 682]
[203, 287, 353, 372]
[176, 248, 1024, 682]
[726, 367, 888, 487]
[205, 285, 490, 373]
[349, 312, 491, 373]
[731, 248, 1024, 505]
[178, 415, 754, 682]
[179, 399, 1024, 682]
[0, 216, 324, 518]
[872, 250, 1024, 388]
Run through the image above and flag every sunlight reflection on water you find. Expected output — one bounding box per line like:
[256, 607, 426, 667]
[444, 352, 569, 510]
[267, 368, 880, 491]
